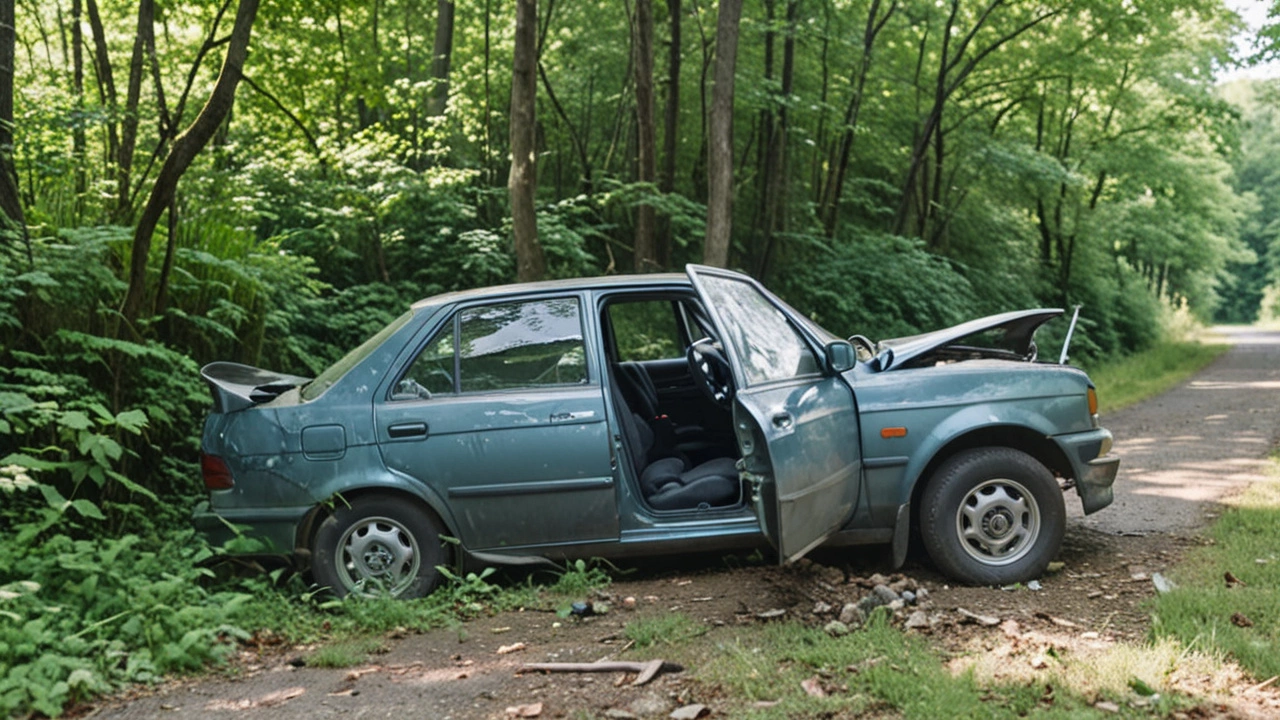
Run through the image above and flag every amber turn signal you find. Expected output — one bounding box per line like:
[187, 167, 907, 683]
[880, 427, 907, 439]
[1087, 387, 1099, 416]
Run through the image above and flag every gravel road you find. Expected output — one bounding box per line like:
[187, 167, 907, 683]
[1072, 326, 1280, 534]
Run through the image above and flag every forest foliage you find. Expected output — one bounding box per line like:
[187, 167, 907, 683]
[2, 0, 1280, 714]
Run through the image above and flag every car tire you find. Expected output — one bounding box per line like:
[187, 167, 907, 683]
[919, 447, 1064, 585]
[311, 495, 449, 599]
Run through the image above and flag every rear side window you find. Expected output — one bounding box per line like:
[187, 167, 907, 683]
[395, 298, 588, 398]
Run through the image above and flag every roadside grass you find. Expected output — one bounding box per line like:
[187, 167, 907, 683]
[624, 612, 707, 650]
[1086, 340, 1228, 412]
[305, 636, 388, 668]
[1149, 459, 1280, 680]
[690, 612, 1178, 719]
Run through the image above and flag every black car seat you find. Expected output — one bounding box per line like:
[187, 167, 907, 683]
[616, 360, 718, 461]
[609, 373, 739, 510]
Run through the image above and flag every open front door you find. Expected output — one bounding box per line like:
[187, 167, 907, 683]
[686, 266, 861, 562]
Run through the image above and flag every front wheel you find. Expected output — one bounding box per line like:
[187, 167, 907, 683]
[311, 495, 450, 599]
[919, 447, 1064, 585]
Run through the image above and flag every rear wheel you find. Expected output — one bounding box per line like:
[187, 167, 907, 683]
[312, 495, 449, 599]
[919, 447, 1064, 585]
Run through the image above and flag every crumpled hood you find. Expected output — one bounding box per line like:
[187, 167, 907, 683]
[875, 308, 1063, 370]
[200, 362, 312, 413]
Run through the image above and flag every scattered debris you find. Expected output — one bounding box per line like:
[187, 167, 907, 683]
[497, 642, 528, 655]
[801, 676, 827, 698]
[622, 596, 637, 609]
[491, 626, 512, 634]
[1151, 573, 1176, 594]
[1245, 676, 1278, 694]
[1026, 580, 1042, 591]
[1034, 611, 1078, 628]
[1045, 561, 1065, 573]
[1224, 571, 1247, 587]
[812, 600, 833, 614]
[838, 603, 865, 626]
[823, 620, 850, 637]
[1094, 700, 1120, 713]
[1087, 590, 1104, 599]
[756, 608, 787, 620]
[956, 608, 1000, 626]
[669, 703, 709, 719]
[604, 710, 639, 720]
[1231, 613, 1254, 628]
[519, 659, 684, 686]
[206, 687, 306, 711]
[904, 611, 930, 630]
[505, 701, 543, 717]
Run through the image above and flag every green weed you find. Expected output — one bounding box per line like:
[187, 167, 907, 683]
[305, 637, 388, 668]
[1150, 463, 1280, 679]
[624, 613, 706, 650]
[547, 558, 613, 597]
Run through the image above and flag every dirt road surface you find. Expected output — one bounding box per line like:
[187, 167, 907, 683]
[89, 328, 1280, 719]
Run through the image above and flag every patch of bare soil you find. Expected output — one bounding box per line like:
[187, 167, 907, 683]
[83, 528, 1277, 720]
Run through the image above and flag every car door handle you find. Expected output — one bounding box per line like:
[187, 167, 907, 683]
[772, 412, 794, 429]
[387, 422, 428, 439]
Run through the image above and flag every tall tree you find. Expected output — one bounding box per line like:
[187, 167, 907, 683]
[426, 0, 455, 117]
[510, 0, 546, 281]
[633, 0, 658, 271]
[120, 0, 261, 325]
[702, 0, 741, 268]
[116, 0, 154, 222]
[0, 0, 29, 262]
[657, 0, 681, 266]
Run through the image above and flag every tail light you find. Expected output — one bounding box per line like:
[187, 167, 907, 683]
[201, 453, 234, 490]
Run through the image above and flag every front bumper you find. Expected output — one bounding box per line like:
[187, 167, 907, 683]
[192, 501, 311, 553]
[1053, 428, 1119, 515]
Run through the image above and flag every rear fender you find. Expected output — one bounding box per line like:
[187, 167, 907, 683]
[301, 468, 461, 550]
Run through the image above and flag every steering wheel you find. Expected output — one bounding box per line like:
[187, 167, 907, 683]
[686, 339, 734, 409]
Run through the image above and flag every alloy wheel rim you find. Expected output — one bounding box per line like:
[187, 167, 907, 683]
[335, 516, 421, 596]
[955, 478, 1040, 566]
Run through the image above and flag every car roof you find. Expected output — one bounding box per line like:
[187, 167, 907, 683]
[409, 272, 691, 311]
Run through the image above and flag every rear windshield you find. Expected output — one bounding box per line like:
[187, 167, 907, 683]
[301, 310, 415, 401]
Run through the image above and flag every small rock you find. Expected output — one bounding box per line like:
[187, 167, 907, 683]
[1045, 561, 1065, 573]
[1094, 700, 1120, 713]
[901, 590, 917, 605]
[872, 584, 899, 604]
[888, 578, 912, 594]
[1130, 572, 1149, 582]
[1026, 580, 1042, 591]
[812, 601, 833, 615]
[497, 643, 527, 655]
[1080, 631, 1100, 640]
[1151, 573, 1176, 594]
[904, 611, 930, 629]
[505, 702, 543, 718]
[801, 677, 827, 698]
[1087, 590, 1104, 599]
[669, 703, 710, 719]
[629, 693, 672, 717]
[915, 587, 930, 602]
[823, 620, 850, 637]
[856, 595, 881, 615]
[756, 608, 787, 620]
[605, 710, 639, 720]
[838, 603, 865, 626]
[887, 599, 905, 612]
[623, 596, 637, 609]
[868, 573, 889, 586]
[999, 619, 1021, 638]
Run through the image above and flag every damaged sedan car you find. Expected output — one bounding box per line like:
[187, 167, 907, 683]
[194, 266, 1118, 598]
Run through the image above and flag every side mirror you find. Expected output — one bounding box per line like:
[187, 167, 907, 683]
[824, 340, 857, 373]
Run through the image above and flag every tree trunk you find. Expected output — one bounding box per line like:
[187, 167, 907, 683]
[116, 0, 154, 223]
[756, 0, 796, 281]
[0, 0, 29, 263]
[426, 0, 454, 117]
[632, 0, 657, 271]
[657, 0, 680, 267]
[509, 0, 545, 282]
[120, 0, 260, 326]
[702, 0, 741, 269]
[70, 0, 86, 196]
[819, 0, 893, 237]
[84, 0, 119, 175]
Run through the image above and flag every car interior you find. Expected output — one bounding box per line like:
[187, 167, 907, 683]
[600, 294, 743, 512]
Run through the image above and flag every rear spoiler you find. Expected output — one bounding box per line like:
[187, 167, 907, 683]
[200, 362, 312, 413]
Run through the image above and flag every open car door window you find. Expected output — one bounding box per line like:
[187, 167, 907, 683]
[685, 265, 861, 562]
